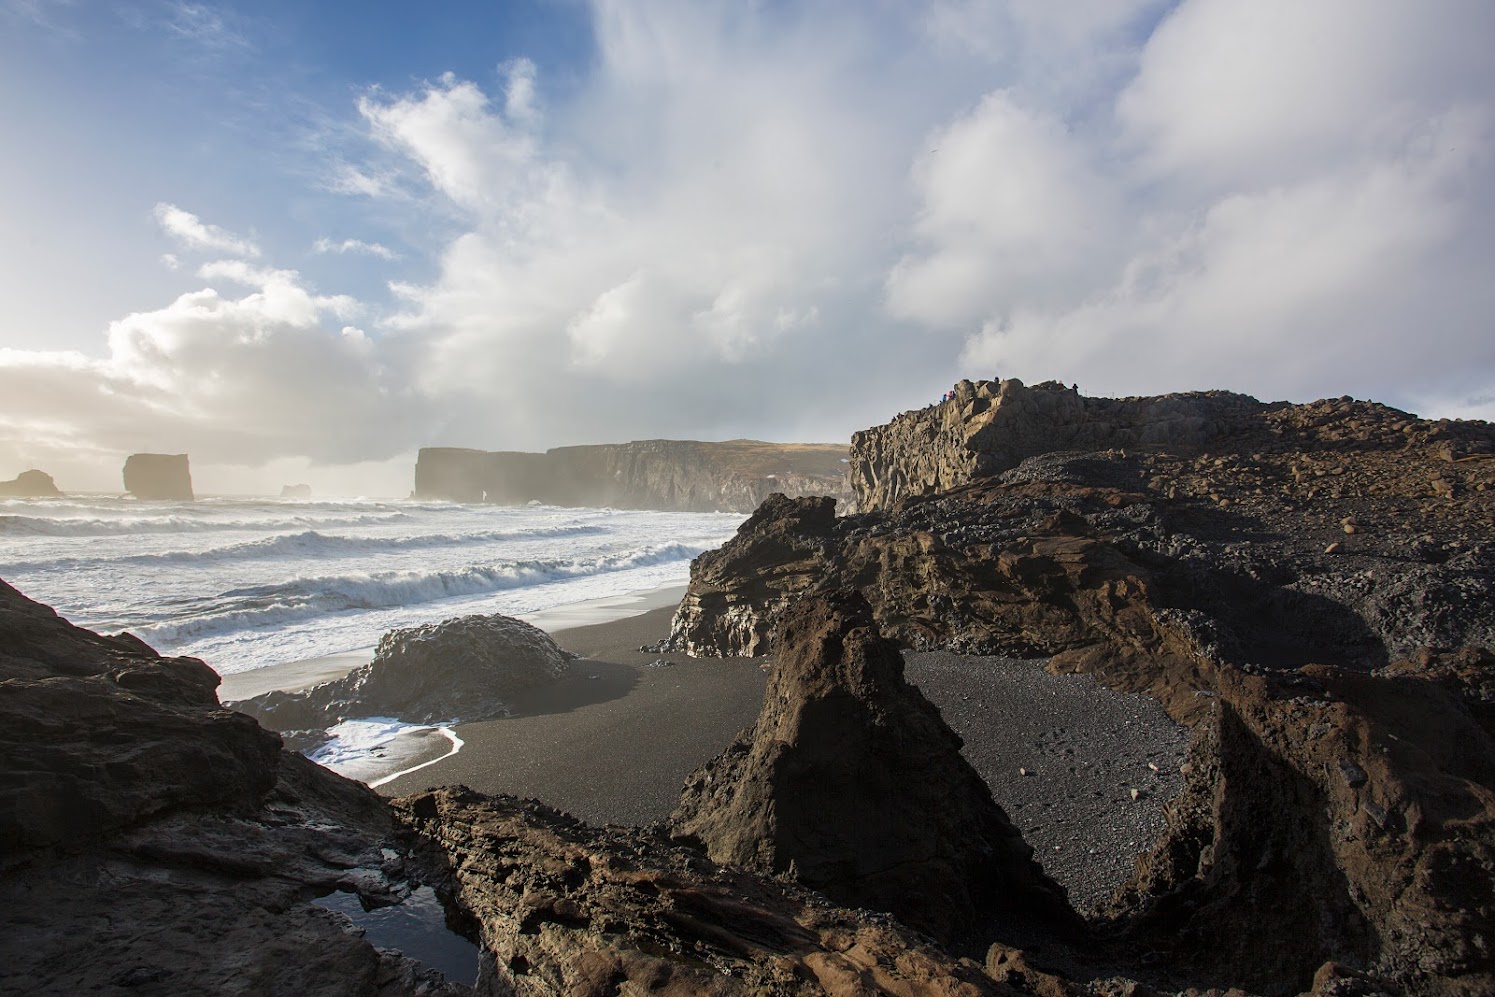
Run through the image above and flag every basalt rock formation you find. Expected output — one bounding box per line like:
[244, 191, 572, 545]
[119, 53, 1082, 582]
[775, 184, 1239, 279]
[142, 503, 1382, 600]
[669, 384, 1495, 995]
[0, 577, 470, 995]
[232, 613, 574, 733]
[281, 482, 313, 499]
[123, 451, 195, 500]
[670, 591, 1072, 943]
[414, 439, 853, 513]
[0, 468, 62, 497]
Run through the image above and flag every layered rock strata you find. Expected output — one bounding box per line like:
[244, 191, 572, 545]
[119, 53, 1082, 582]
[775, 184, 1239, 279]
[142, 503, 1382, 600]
[414, 439, 853, 513]
[0, 468, 62, 497]
[669, 387, 1495, 995]
[850, 377, 1494, 511]
[232, 613, 574, 732]
[123, 451, 195, 500]
[670, 591, 1072, 943]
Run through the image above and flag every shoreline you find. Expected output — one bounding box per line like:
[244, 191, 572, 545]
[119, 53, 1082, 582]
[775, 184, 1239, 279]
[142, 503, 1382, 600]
[215, 581, 689, 702]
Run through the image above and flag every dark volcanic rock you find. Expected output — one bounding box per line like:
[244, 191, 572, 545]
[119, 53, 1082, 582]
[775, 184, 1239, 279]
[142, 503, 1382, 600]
[670, 591, 1073, 943]
[0, 577, 280, 853]
[850, 378, 1270, 511]
[232, 613, 574, 731]
[667, 493, 841, 656]
[395, 787, 1006, 996]
[0, 577, 472, 995]
[413, 439, 854, 513]
[0, 468, 62, 497]
[123, 452, 195, 500]
[281, 482, 313, 499]
[668, 384, 1495, 995]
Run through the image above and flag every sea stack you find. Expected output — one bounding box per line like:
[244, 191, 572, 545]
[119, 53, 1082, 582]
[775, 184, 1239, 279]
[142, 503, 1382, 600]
[123, 453, 194, 501]
[0, 469, 62, 497]
[279, 483, 312, 499]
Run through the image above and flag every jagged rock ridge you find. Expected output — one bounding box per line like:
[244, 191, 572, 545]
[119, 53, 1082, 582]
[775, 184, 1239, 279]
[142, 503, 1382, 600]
[669, 590, 1072, 943]
[850, 377, 1493, 511]
[414, 438, 853, 513]
[123, 452, 194, 500]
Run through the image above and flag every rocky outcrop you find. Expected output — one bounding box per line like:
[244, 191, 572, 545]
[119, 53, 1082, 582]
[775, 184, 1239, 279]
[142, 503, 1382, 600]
[669, 386, 1495, 994]
[670, 591, 1072, 943]
[0, 577, 471, 995]
[414, 439, 853, 513]
[1109, 650, 1495, 995]
[123, 452, 194, 500]
[849, 377, 1495, 511]
[0, 469, 62, 497]
[232, 613, 574, 733]
[396, 788, 1008, 995]
[281, 483, 313, 499]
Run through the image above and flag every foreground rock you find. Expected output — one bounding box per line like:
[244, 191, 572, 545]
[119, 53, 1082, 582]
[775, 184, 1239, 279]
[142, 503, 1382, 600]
[414, 439, 854, 513]
[0, 468, 62, 497]
[123, 451, 195, 500]
[0, 578, 469, 995]
[397, 788, 1012, 996]
[232, 613, 574, 733]
[671, 591, 1072, 943]
[669, 383, 1495, 995]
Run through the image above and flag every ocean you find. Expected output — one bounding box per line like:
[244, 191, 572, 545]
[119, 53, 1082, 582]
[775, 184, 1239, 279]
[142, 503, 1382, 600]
[0, 494, 744, 677]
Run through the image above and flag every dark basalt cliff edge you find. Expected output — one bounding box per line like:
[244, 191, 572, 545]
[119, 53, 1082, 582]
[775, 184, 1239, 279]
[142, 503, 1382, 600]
[671, 385, 1495, 995]
[414, 438, 853, 513]
[0, 468, 62, 497]
[123, 451, 195, 501]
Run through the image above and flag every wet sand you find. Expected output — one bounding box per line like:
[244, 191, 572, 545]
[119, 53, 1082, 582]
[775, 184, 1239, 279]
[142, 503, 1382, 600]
[375, 606, 768, 824]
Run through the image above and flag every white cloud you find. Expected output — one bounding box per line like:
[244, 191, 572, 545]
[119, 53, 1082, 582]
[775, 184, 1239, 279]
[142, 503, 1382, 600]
[313, 237, 399, 260]
[0, 260, 431, 483]
[6, 1, 1494, 489]
[153, 202, 260, 258]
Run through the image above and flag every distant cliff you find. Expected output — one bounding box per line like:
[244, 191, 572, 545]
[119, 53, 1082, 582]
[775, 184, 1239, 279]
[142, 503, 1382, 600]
[0, 469, 62, 497]
[415, 439, 853, 513]
[123, 453, 194, 501]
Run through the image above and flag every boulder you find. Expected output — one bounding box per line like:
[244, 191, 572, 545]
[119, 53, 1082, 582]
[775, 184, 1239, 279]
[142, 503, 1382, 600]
[669, 590, 1073, 943]
[232, 613, 574, 731]
[0, 469, 62, 497]
[123, 452, 194, 500]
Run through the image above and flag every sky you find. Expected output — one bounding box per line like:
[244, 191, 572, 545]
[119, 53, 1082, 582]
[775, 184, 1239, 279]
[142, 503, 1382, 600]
[1, 0, 1492, 496]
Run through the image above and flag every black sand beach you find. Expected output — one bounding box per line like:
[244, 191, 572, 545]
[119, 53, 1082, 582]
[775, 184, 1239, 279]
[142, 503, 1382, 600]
[373, 604, 1188, 914]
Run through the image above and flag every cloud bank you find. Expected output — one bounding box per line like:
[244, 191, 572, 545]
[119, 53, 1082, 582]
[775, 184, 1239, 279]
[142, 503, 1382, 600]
[3, 0, 1493, 493]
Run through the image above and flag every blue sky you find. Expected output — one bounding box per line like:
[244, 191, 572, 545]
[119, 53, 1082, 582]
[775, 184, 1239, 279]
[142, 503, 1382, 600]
[2, 1, 1492, 494]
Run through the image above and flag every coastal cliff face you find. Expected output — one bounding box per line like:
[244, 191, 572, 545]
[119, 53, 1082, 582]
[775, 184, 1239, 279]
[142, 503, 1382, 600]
[671, 386, 1495, 995]
[414, 439, 853, 513]
[123, 452, 195, 500]
[0, 468, 62, 497]
[848, 376, 1435, 511]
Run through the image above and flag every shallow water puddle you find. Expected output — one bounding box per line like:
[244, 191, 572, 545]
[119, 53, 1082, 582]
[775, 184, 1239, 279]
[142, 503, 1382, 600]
[313, 885, 480, 985]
